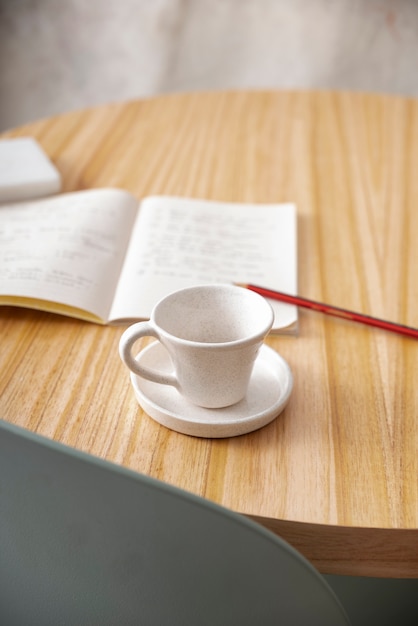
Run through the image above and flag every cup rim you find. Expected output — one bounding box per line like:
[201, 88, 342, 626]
[151, 283, 274, 349]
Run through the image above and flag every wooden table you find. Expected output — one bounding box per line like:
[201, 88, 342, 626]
[1, 91, 418, 578]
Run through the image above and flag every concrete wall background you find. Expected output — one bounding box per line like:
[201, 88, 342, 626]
[1, 0, 417, 131]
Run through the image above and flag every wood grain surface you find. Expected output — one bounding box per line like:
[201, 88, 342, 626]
[1, 91, 417, 577]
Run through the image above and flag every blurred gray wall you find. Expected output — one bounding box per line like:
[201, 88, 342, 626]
[1, 0, 418, 131]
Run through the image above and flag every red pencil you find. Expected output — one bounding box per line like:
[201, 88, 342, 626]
[238, 283, 418, 340]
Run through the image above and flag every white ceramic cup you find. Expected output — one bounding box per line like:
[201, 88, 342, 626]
[119, 284, 274, 409]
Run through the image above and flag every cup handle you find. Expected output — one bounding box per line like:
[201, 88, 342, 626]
[119, 322, 178, 388]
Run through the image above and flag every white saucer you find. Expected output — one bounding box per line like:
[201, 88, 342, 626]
[130, 342, 293, 438]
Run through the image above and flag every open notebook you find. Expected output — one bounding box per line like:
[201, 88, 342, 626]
[0, 188, 298, 332]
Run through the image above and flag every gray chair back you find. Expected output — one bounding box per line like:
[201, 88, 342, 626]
[0, 420, 350, 625]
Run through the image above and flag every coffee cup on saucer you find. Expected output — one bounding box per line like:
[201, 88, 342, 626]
[119, 284, 274, 409]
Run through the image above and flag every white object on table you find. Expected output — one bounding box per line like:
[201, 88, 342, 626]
[0, 137, 61, 202]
